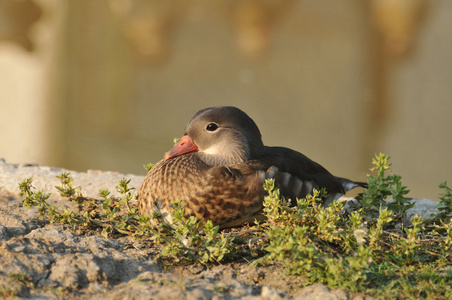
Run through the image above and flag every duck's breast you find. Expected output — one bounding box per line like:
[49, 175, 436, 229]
[138, 154, 266, 228]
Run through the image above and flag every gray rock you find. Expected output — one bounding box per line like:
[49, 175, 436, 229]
[0, 159, 144, 199]
[341, 197, 439, 222]
[0, 159, 419, 299]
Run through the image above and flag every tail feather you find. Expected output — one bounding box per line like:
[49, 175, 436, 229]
[337, 177, 367, 193]
[321, 177, 366, 207]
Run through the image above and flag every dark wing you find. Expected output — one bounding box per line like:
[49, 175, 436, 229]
[253, 146, 348, 203]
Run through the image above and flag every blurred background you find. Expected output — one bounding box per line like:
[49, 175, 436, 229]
[0, 0, 451, 199]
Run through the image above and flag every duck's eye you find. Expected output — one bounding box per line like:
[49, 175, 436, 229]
[206, 123, 218, 131]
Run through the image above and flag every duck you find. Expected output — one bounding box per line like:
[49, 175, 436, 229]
[138, 106, 366, 229]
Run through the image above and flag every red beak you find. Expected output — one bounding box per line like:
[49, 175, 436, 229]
[164, 135, 199, 161]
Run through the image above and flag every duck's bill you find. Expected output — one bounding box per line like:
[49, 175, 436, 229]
[164, 135, 199, 160]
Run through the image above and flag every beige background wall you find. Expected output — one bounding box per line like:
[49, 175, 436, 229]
[0, 0, 450, 199]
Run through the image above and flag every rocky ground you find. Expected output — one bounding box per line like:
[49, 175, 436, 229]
[0, 159, 438, 299]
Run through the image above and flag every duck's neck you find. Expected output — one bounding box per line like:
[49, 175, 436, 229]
[196, 136, 266, 166]
[197, 146, 249, 166]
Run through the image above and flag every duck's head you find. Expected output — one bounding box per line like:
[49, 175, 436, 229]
[164, 106, 265, 166]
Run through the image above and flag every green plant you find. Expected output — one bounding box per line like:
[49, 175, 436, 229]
[143, 163, 154, 172]
[19, 175, 146, 236]
[357, 153, 413, 222]
[434, 181, 452, 223]
[159, 201, 235, 265]
[259, 182, 373, 291]
[18, 174, 237, 265]
[257, 154, 452, 297]
[54, 172, 82, 203]
[9, 272, 34, 288]
[17, 153, 452, 299]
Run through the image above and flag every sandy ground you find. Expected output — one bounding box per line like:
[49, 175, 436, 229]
[1, 159, 437, 299]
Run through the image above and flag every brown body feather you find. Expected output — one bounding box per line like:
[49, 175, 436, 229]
[139, 153, 267, 228]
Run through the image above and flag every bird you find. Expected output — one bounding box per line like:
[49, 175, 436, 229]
[138, 106, 366, 229]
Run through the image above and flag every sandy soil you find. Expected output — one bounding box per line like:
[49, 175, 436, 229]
[2, 159, 436, 299]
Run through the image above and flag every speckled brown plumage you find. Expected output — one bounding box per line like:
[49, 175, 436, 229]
[138, 106, 366, 229]
[139, 153, 268, 228]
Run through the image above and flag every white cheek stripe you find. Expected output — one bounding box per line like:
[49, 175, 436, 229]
[202, 146, 219, 155]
